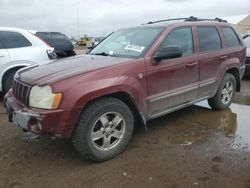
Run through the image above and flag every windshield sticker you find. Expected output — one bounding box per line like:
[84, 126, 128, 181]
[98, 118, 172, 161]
[109, 51, 114, 55]
[124, 44, 145, 53]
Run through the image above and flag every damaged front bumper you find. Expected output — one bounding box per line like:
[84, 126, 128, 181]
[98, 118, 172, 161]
[4, 91, 75, 139]
[4, 97, 43, 131]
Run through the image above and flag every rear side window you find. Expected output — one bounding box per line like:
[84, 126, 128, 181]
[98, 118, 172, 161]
[197, 27, 222, 53]
[222, 27, 241, 48]
[159, 27, 194, 56]
[0, 31, 32, 49]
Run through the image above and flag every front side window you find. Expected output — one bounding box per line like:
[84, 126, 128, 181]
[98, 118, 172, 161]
[90, 28, 164, 58]
[0, 31, 32, 49]
[222, 27, 241, 48]
[197, 27, 222, 53]
[159, 27, 194, 56]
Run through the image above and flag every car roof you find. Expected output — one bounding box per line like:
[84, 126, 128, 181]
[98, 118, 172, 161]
[36, 32, 64, 35]
[0, 27, 32, 33]
[133, 20, 232, 29]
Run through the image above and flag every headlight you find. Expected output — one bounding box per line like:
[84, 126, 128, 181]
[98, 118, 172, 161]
[29, 85, 62, 109]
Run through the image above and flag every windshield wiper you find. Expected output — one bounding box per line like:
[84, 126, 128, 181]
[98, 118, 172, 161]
[91, 52, 110, 56]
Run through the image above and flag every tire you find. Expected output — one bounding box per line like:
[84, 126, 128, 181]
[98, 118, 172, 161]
[208, 73, 236, 110]
[72, 97, 134, 162]
[3, 71, 16, 95]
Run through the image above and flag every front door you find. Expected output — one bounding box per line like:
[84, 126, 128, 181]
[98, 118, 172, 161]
[146, 27, 199, 118]
[0, 40, 9, 65]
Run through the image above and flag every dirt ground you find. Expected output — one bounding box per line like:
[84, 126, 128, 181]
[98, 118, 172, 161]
[0, 100, 250, 188]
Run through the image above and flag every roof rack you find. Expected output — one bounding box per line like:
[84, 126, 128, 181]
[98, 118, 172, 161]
[144, 16, 227, 25]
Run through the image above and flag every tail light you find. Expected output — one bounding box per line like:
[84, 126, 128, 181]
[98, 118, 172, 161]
[46, 49, 57, 59]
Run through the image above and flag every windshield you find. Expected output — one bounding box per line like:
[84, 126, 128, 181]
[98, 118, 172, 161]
[244, 37, 250, 48]
[90, 27, 164, 58]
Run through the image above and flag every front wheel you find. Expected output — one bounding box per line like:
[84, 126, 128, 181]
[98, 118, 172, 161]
[208, 73, 236, 110]
[72, 97, 134, 162]
[3, 71, 16, 95]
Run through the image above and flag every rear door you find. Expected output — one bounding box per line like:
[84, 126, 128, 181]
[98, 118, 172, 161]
[220, 26, 244, 66]
[146, 27, 199, 118]
[0, 40, 10, 65]
[196, 26, 226, 98]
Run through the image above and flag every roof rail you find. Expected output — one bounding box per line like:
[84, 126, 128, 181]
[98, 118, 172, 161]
[144, 16, 227, 25]
[145, 17, 189, 25]
[189, 17, 228, 23]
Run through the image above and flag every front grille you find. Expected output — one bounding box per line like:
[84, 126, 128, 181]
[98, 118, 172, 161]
[12, 79, 31, 106]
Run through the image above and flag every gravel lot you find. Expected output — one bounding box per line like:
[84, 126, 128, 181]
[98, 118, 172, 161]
[0, 100, 250, 188]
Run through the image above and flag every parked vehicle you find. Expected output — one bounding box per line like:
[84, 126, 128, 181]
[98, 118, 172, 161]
[92, 37, 105, 46]
[76, 37, 94, 48]
[0, 27, 56, 95]
[243, 34, 250, 39]
[243, 36, 250, 77]
[4, 17, 246, 162]
[35, 32, 75, 58]
[243, 31, 250, 39]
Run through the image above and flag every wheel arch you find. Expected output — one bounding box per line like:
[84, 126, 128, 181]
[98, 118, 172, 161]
[81, 91, 147, 125]
[68, 90, 147, 139]
[226, 67, 240, 92]
[1, 64, 29, 91]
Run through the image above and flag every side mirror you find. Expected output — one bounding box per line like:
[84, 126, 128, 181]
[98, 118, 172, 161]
[153, 45, 183, 61]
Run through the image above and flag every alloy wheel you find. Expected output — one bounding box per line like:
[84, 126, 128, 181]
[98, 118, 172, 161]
[221, 81, 234, 104]
[91, 112, 126, 151]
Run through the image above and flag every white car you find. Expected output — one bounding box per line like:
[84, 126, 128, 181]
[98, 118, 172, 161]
[0, 27, 56, 94]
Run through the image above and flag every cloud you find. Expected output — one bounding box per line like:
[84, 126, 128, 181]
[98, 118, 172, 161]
[0, 0, 249, 37]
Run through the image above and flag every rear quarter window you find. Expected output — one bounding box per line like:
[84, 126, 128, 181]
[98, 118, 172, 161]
[0, 31, 32, 49]
[197, 27, 222, 53]
[222, 27, 241, 48]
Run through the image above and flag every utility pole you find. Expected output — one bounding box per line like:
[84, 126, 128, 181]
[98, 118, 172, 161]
[77, 8, 80, 39]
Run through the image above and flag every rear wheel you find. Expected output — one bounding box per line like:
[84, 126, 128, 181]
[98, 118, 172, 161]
[72, 97, 134, 162]
[208, 73, 236, 110]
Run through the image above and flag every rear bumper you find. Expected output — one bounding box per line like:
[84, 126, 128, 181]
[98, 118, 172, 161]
[4, 91, 79, 139]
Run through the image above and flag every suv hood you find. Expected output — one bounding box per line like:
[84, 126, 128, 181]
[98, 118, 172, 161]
[17, 55, 132, 85]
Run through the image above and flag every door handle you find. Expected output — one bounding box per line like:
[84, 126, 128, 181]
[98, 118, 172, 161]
[186, 62, 198, 68]
[219, 55, 228, 60]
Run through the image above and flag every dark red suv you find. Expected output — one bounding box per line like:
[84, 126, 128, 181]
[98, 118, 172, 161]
[4, 17, 246, 161]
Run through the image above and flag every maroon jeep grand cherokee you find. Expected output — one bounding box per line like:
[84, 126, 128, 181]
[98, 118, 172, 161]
[4, 17, 246, 161]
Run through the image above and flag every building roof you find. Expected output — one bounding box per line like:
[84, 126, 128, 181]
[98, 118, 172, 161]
[223, 14, 249, 24]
